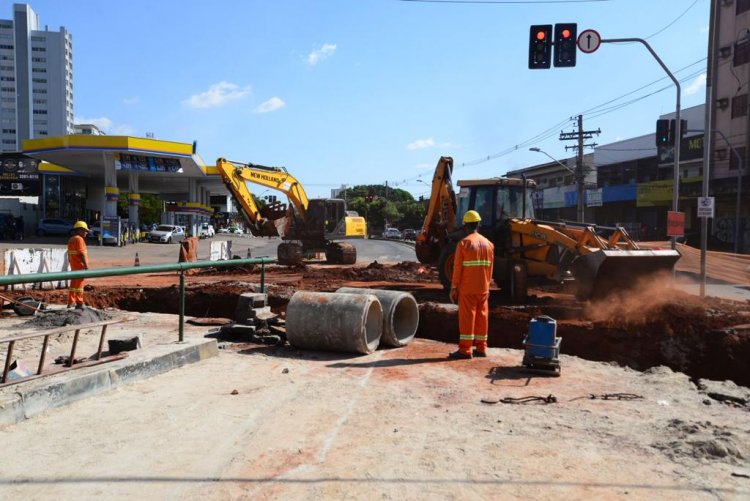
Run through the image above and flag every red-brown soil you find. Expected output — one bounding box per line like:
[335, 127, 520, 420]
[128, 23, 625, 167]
[4, 261, 750, 386]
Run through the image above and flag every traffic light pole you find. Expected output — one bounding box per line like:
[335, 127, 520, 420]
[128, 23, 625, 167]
[602, 38, 681, 250]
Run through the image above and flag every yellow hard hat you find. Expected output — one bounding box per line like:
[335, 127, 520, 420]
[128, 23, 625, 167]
[463, 210, 482, 224]
[73, 221, 90, 231]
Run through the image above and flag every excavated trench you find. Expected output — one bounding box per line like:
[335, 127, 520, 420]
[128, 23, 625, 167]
[13, 262, 750, 386]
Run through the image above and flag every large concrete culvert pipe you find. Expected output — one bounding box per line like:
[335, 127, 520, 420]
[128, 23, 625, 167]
[286, 291, 383, 355]
[335, 288, 419, 347]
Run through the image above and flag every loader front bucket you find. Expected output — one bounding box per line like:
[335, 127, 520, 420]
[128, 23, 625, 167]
[570, 249, 681, 301]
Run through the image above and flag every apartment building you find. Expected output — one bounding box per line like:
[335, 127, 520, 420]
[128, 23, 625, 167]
[0, 3, 73, 152]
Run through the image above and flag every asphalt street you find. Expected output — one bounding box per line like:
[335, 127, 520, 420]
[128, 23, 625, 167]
[0, 235, 417, 266]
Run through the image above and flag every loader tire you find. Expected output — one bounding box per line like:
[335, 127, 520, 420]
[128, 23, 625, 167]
[277, 243, 303, 266]
[437, 242, 457, 291]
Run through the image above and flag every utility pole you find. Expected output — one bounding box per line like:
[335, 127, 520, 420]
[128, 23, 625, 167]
[559, 115, 600, 222]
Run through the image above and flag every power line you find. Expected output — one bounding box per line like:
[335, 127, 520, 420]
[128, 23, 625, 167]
[644, 0, 701, 41]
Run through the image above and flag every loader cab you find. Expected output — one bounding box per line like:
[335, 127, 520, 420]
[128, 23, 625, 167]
[455, 178, 536, 231]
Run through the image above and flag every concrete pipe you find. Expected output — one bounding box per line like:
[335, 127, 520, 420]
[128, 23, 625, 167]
[336, 288, 419, 347]
[286, 291, 383, 355]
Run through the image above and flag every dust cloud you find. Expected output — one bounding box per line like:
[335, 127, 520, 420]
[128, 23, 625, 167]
[582, 271, 699, 323]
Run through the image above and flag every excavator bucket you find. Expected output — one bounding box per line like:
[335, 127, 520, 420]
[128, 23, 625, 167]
[571, 249, 681, 301]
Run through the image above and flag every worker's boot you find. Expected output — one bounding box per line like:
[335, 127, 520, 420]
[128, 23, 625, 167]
[75, 303, 84, 310]
[448, 350, 472, 360]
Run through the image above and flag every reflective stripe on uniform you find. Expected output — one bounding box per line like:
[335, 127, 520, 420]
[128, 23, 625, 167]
[459, 334, 475, 340]
[462, 260, 492, 267]
[69, 288, 84, 292]
[474, 335, 488, 341]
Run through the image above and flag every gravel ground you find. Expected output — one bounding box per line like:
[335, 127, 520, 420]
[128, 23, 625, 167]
[0, 311, 747, 500]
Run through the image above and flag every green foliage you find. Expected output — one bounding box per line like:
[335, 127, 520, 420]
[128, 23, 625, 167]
[340, 184, 426, 233]
[117, 193, 163, 225]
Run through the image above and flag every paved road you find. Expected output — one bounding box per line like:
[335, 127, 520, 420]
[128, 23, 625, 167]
[0, 235, 416, 266]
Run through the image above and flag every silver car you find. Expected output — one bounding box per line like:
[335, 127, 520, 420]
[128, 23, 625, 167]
[148, 224, 185, 243]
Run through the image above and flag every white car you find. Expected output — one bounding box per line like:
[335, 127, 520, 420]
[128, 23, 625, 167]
[199, 223, 215, 238]
[217, 227, 231, 234]
[383, 228, 402, 240]
[148, 224, 185, 243]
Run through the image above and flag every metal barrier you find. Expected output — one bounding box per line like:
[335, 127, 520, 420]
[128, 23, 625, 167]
[0, 257, 275, 342]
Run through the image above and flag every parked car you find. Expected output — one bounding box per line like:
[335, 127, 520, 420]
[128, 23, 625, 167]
[402, 228, 417, 241]
[217, 227, 231, 234]
[383, 227, 402, 240]
[36, 218, 74, 236]
[229, 226, 243, 235]
[199, 223, 215, 238]
[148, 224, 185, 243]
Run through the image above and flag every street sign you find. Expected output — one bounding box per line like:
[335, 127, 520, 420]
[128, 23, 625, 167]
[697, 196, 715, 218]
[667, 211, 685, 237]
[577, 29, 601, 54]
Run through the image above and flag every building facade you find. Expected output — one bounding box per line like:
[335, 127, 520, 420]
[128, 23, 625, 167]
[0, 3, 74, 152]
[709, 0, 750, 252]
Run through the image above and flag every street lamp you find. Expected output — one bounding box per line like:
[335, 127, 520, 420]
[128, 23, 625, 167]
[529, 147, 584, 222]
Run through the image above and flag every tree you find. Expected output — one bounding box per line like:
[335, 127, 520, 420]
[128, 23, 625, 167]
[339, 184, 424, 233]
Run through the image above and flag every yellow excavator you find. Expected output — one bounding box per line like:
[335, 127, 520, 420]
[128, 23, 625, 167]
[416, 156, 681, 302]
[216, 158, 366, 265]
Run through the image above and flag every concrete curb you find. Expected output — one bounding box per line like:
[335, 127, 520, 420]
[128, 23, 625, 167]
[0, 338, 218, 426]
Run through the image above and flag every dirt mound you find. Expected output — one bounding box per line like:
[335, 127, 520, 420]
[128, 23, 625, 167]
[22, 307, 111, 328]
[652, 419, 748, 464]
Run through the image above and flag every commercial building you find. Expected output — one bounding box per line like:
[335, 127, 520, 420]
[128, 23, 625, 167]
[0, 3, 74, 152]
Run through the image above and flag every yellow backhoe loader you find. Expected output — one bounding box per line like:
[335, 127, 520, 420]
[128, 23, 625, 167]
[216, 158, 366, 265]
[415, 156, 681, 302]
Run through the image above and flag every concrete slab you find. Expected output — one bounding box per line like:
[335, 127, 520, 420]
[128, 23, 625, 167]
[0, 337, 217, 426]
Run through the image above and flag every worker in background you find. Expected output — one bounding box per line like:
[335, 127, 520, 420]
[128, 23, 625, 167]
[448, 210, 495, 359]
[67, 221, 90, 309]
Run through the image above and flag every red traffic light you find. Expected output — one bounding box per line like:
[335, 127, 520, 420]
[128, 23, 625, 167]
[561, 29, 571, 39]
[536, 30, 546, 41]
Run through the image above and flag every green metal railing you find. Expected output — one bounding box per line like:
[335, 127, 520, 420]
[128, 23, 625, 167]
[0, 257, 275, 342]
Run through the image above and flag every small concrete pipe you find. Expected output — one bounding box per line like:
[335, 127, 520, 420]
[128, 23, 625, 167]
[286, 291, 383, 355]
[335, 288, 419, 347]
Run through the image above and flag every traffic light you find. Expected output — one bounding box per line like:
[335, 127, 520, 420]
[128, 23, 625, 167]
[656, 119, 670, 147]
[528, 25, 552, 69]
[553, 23, 577, 67]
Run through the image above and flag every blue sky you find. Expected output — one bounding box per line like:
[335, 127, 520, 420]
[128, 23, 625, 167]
[22, 0, 709, 198]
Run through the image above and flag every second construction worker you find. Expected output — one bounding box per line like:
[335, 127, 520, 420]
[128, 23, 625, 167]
[448, 210, 495, 359]
[67, 221, 90, 309]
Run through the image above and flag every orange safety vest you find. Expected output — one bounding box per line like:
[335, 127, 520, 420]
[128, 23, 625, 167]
[67, 234, 88, 270]
[451, 232, 495, 294]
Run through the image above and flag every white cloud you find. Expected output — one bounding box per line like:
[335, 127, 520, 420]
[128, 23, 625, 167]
[123, 96, 140, 105]
[183, 81, 252, 109]
[74, 116, 136, 136]
[407, 138, 435, 150]
[415, 163, 433, 170]
[305, 43, 337, 66]
[254, 97, 286, 114]
[684, 73, 706, 96]
[700, 25, 709, 34]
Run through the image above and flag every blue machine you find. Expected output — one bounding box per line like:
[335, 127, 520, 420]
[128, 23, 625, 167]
[522, 315, 561, 376]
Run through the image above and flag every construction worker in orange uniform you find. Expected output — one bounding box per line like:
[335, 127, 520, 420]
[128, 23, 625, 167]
[67, 221, 90, 309]
[448, 210, 495, 359]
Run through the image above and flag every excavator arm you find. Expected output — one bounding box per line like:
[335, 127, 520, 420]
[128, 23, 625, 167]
[216, 157, 312, 238]
[415, 156, 457, 264]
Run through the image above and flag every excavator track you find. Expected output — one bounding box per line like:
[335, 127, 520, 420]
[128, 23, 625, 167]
[325, 242, 357, 265]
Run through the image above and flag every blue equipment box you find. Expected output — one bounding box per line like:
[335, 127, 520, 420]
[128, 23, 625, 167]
[526, 315, 558, 359]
